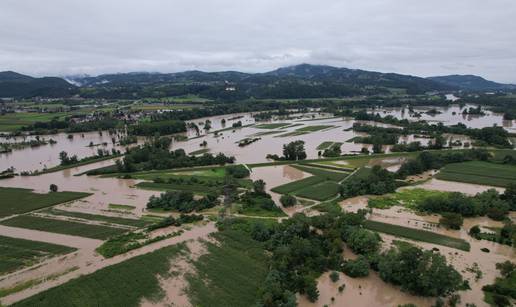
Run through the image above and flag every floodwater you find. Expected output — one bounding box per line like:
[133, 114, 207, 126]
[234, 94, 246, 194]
[0, 130, 146, 172]
[368, 104, 515, 131]
[2, 105, 511, 173]
[0, 159, 159, 217]
[250, 165, 311, 213]
[298, 270, 434, 307]
[405, 178, 505, 195]
[337, 191, 515, 307]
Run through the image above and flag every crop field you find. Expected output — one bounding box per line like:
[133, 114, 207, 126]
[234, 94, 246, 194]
[186, 230, 269, 307]
[42, 209, 150, 228]
[0, 215, 128, 240]
[291, 165, 349, 181]
[367, 188, 449, 209]
[271, 176, 326, 194]
[189, 148, 210, 155]
[436, 161, 516, 187]
[295, 181, 341, 201]
[0, 112, 69, 131]
[11, 244, 186, 307]
[0, 187, 91, 218]
[0, 235, 76, 275]
[253, 123, 290, 129]
[136, 182, 221, 195]
[295, 125, 335, 132]
[364, 220, 470, 251]
[316, 141, 334, 150]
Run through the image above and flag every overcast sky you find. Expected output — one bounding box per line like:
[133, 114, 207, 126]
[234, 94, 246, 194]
[1, 0, 515, 82]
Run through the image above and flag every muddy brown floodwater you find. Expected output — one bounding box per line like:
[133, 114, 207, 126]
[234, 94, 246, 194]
[250, 165, 311, 214]
[336, 185, 515, 307]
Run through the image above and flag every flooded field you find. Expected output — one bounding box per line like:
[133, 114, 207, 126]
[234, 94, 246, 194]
[0, 106, 514, 307]
[369, 104, 515, 132]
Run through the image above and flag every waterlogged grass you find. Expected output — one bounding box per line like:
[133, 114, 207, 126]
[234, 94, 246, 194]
[271, 176, 326, 194]
[254, 123, 290, 129]
[291, 165, 349, 181]
[11, 244, 186, 307]
[317, 141, 334, 150]
[364, 220, 470, 251]
[130, 167, 226, 180]
[43, 209, 150, 228]
[436, 161, 516, 187]
[0, 215, 128, 240]
[136, 182, 220, 195]
[368, 188, 449, 209]
[0, 235, 76, 275]
[232, 203, 287, 217]
[274, 131, 309, 137]
[0, 187, 91, 218]
[186, 230, 269, 307]
[295, 181, 341, 201]
[295, 125, 335, 132]
[189, 148, 210, 156]
[108, 204, 136, 211]
[250, 130, 284, 137]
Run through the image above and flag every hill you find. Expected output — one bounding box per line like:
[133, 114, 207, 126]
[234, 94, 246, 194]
[67, 64, 455, 100]
[427, 74, 516, 91]
[0, 71, 77, 98]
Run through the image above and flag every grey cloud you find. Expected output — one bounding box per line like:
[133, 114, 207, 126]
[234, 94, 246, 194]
[0, 0, 515, 82]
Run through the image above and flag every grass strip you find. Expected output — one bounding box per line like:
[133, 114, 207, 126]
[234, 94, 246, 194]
[0, 235, 76, 275]
[364, 220, 470, 251]
[0, 215, 128, 240]
[0, 187, 91, 218]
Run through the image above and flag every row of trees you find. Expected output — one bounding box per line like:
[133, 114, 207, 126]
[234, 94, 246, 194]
[146, 191, 219, 213]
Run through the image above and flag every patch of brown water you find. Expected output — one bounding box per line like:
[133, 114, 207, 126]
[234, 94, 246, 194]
[250, 165, 312, 214]
[297, 271, 434, 307]
[410, 178, 505, 195]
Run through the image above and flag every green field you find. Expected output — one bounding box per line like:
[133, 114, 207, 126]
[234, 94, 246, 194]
[108, 204, 136, 211]
[136, 182, 221, 195]
[295, 181, 341, 201]
[189, 148, 210, 156]
[0, 187, 91, 218]
[295, 125, 335, 132]
[42, 209, 150, 228]
[436, 161, 516, 187]
[274, 131, 309, 137]
[0, 235, 76, 275]
[127, 167, 226, 180]
[291, 165, 349, 181]
[0, 112, 69, 131]
[368, 188, 449, 209]
[254, 123, 290, 129]
[0, 215, 128, 240]
[186, 230, 269, 307]
[11, 244, 186, 307]
[271, 176, 326, 194]
[364, 220, 470, 251]
[316, 141, 334, 150]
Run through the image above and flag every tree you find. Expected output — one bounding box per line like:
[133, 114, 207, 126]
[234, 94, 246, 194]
[469, 225, 481, 238]
[253, 179, 266, 195]
[372, 143, 383, 153]
[495, 261, 515, 278]
[378, 244, 463, 296]
[439, 212, 463, 230]
[282, 140, 307, 160]
[280, 194, 297, 207]
[501, 183, 516, 210]
[346, 228, 381, 255]
[342, 256, 370, 277]
[49, 184, 58, 192]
